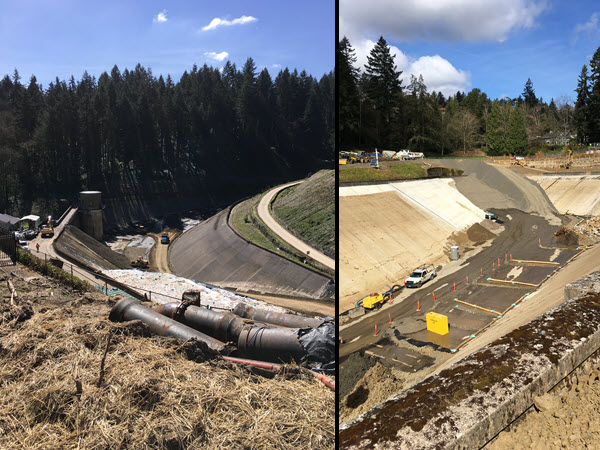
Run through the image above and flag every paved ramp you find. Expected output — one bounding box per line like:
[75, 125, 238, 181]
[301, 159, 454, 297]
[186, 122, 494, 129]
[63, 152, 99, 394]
[169, 208, 334, 301]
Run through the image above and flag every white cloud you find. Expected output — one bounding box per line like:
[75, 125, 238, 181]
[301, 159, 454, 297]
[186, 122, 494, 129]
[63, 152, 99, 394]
[271, 64, 281, 69]
[574, 12, 599, 41]
[340, 0, 547, 44]
[202, 15, 257, 31]
[353, 39, 470, 97]
[204, 51, 229, 62]
[153, 9, 168, 23]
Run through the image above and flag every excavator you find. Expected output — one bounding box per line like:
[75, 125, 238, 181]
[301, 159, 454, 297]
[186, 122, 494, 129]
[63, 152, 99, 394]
[131, 257, 149, 269]
[559, 149, 573, 169]
[41, 216, 54, 238]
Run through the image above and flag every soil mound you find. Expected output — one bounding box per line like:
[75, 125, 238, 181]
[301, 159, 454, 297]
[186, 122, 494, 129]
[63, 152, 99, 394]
[554, 226, 580, 246]
[467, 222, 497, 243]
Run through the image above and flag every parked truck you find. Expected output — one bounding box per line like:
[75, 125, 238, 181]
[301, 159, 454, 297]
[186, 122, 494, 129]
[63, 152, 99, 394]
[405, 265, 436, 288]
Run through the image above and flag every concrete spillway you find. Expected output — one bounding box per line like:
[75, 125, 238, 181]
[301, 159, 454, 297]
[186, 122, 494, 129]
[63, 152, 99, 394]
[169, 208, 334, 301]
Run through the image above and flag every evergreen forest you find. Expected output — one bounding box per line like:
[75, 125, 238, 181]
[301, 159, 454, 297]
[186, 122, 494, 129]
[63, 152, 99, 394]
[0, 59, 334, 216]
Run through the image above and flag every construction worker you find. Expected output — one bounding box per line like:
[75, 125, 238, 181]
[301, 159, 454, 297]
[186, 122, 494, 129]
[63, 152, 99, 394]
[36, 243, 40, 253]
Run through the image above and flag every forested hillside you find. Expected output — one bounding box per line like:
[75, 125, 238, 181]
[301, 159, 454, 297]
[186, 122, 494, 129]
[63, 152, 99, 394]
[0, 59, 333, 217]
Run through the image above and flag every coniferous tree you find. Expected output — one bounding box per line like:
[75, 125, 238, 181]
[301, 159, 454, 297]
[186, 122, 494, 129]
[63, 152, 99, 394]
[574, 65, 590, 143]
[486, 100, 505, 155]
[507, 106, 528, 155]
[364, 36, 401, 148]
[338, 37, 360, 149]
[522, 78, 538, 108]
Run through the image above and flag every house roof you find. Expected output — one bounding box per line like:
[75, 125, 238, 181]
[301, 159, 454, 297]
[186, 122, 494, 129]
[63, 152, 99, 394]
[0, 213, 20, 224]
[19, 215, 40, 222]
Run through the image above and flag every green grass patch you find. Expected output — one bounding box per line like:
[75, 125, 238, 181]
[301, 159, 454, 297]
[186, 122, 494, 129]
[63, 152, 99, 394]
[271, 170, 334, 257]
[17, 248, 94, 292]
[339, 163, 427, 182]
[230, 190, 333, 278]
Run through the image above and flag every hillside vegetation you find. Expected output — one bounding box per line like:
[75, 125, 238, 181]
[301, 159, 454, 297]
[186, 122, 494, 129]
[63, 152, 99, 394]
[0, 266, 334, 448]
[271, 170, 334, 257]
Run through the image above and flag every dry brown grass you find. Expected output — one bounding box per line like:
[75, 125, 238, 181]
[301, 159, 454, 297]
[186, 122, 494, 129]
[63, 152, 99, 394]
[0, 271, 334, 449]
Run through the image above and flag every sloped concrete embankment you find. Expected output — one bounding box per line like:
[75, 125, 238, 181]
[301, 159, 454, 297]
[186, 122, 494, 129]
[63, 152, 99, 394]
[340, 270, 600, 449]
[528, 175, 600, 216]
[169, 208, 334, 301]
[54, 224, 130, 271]
[339, 178, 486, 311]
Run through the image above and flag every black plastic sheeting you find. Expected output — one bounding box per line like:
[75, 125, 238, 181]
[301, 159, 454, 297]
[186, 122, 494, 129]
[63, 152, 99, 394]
[298, 319, 335, 374]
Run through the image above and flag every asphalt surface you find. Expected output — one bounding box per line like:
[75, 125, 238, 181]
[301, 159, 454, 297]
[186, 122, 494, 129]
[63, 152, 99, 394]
[258, 181, 335, 270]
[340, 209, 575, 357]
[169, 208, 335, 301]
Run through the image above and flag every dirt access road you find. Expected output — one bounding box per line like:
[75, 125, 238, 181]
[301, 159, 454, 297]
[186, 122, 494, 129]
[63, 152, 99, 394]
[148, 229, 180, 273]
[257, 181, 335, 270]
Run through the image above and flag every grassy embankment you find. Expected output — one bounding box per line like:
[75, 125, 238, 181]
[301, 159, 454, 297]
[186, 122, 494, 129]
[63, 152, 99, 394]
[271, 170, 334, 258]
[338, 162, 428, 182]
[230, 181, 333, 278]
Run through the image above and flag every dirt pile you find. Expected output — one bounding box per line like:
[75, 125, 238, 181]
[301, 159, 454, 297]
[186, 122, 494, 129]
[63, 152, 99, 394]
[0, 267, 334, 448]
[445, 222, 497, 256]
[339, 362, 404, 425]
[467, 222, 497, 243]
[487, 357, 600, 449]
[554, 225, 580, 246]
[577, 216, 600, 238]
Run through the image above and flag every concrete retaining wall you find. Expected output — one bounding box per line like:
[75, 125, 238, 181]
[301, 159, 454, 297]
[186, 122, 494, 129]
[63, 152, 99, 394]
[340, 270, 600, 449]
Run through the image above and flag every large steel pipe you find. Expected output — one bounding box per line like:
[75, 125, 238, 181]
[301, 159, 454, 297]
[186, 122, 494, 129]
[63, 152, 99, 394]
[232, 302, 324, 328]
[155, 302, 305, 360]
[109, 297, 230, 354]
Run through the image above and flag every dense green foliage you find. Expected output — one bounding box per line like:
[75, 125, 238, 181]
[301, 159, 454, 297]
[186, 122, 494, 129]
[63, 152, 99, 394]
[338, 163, 427, 182]
[0, 60, 334, 216]
[339, 36, 575, 155]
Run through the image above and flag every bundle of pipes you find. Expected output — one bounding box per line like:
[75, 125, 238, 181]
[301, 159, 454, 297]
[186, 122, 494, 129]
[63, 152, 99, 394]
[109, 297, 233, 354]
[109, 297, 335, 390]
[155, 302, 306, 361]
[231, 302, 325, 328]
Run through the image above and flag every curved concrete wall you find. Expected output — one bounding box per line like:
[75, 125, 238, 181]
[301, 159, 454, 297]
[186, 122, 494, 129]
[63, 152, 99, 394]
[169, 208, 334, 301]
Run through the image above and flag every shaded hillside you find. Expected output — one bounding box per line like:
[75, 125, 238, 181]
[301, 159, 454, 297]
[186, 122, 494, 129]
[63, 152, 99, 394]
[0, 62, 334, 219]
[271, 170, 334, 257]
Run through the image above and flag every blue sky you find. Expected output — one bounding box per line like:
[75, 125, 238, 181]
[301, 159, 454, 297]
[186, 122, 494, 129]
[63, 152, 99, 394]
[0, 0, 334, 87]
[340, 0, 600, 104]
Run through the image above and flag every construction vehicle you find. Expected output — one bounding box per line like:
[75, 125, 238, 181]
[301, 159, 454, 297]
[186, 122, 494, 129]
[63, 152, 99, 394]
[41, 216, 54, 238]
[131, 257, 149, 269]
[510, 155, 526, 167]
[362, 293, 385, 310]
[358, 284, 403, 311]
[559, 149, 573, 169]
[405, 265, 436, 288]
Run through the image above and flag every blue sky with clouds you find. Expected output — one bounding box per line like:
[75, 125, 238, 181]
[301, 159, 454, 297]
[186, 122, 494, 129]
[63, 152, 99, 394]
[340, 0, 600, 103]
[0, 0, 333, 87]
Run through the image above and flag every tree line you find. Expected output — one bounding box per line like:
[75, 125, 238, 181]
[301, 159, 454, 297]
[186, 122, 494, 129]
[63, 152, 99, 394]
[339, 36, 575, 155]
[0, 59, 334, 216]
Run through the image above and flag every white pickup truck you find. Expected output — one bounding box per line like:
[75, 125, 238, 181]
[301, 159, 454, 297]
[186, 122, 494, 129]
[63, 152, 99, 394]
[405, 265, 436, 288]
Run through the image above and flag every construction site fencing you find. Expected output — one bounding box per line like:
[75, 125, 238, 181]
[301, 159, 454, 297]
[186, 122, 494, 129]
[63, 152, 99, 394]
[0, 230, 16, 267]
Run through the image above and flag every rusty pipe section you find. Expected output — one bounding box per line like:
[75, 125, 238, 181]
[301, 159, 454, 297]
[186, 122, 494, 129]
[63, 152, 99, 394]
[109, 297, 229, 354]
[232, 302, 324, 328]
[156, 302, 306, 360]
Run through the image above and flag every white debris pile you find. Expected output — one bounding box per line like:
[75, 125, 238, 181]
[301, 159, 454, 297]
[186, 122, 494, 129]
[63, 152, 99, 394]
[181, 218, 201, 233]
[103, 269, 289, 312]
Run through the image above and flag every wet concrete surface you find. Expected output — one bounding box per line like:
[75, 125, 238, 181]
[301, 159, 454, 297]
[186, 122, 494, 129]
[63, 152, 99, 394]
[340, 209, 576, 358]
[364, 338, 435, 373]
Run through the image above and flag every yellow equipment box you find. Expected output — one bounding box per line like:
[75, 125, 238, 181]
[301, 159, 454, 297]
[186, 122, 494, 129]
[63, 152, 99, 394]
[426, 312, 448, 335]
